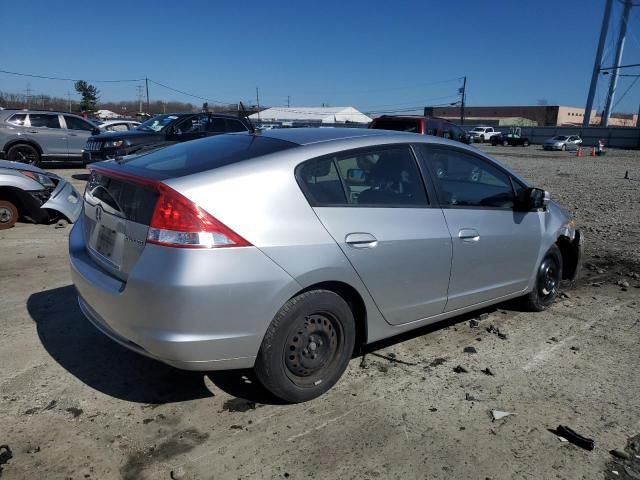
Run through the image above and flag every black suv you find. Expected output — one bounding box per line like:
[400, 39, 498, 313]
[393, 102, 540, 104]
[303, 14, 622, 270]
[82, 112, 250, 163]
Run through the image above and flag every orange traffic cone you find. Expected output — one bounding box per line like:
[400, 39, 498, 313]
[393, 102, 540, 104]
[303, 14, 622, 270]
[576, 147, 583, 157]
[590, 146, 596, 156]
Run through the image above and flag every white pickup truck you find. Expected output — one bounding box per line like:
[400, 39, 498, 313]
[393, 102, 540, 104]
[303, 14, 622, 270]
[468, 126, 501, 143]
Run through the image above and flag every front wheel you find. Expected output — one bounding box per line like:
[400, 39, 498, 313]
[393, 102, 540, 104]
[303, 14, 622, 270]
[255, 290, 356, 403]
[522, 245, 563, 311]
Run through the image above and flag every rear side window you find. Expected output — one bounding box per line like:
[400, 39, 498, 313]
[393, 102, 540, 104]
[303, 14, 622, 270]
[298, 145, 428, 207]
[7, 114, 26, 126]
[121, 134, 296, 179]
[422, 146, 515, 208]
[29, 114, 60, 129]
[371, 119, 420, 133]
[105, 124, 129, 132]
[225, 119, 248, 132]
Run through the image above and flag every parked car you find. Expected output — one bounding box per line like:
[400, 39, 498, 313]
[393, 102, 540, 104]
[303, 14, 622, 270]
[468, 126, 501, 143]
[543, 135, 582, 151]
[82, 113, 251, 163]
[69, 128, 582, 402]
[98, 120, 141, 132]
[0, 110, 100, 166]
[369, 115, 470, 144]
[490, 127, 531, 147]
[0, 160, 81, 229]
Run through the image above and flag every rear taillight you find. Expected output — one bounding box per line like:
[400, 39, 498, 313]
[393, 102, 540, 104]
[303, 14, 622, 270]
[147, 184, 251, 249]
[89, 166, 251, 249]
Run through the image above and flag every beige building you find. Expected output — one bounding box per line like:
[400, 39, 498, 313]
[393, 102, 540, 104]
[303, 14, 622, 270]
[423, 105, 637, 127]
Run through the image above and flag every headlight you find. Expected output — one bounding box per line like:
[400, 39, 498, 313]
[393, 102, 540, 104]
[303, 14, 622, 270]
[104, 140, 126, 148]
[19, 170, 56, 188]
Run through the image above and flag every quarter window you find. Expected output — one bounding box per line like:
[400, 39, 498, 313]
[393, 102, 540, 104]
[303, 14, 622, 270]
[299, 146, 428, 207]
[426, 147, 515, 208]
[7, 114, 26, 126]
[29, 114, 60, 129]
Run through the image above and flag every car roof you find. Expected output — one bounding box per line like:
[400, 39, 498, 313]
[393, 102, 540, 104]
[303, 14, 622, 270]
[256, 127, 406, 145]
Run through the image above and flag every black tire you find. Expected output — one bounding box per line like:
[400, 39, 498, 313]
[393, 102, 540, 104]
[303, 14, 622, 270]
[561, 144, 566, 151]
[7, 143, 41, 166]
[522, 244, 563, 312]
[480, 135, 485, 143]
[523, 140, 530, 147]
[255, 290, 356, 403]
[503, 140, 509, 146]
[0, 200, 19, 230]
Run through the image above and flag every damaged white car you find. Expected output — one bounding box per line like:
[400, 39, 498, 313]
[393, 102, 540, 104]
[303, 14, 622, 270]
[0, 160, 81, 229]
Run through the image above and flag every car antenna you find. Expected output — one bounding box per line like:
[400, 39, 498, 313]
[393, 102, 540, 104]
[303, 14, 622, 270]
[239, 101, 256, 134]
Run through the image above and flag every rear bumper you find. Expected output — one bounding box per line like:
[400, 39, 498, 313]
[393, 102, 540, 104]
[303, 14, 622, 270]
[68, 216, 301, 371]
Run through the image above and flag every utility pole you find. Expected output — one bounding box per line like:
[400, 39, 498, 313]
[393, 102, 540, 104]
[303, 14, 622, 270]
[459, 76, 467, 125]
[256, 87, 261, 120]
[136, 85, 143, 113]
[25, 84, 32, 108]
[67, 92, 71, 112]
[287, 95, 290, 108]
[602, 0, 632, 126]
[584, 0, 614, 127]
[145, 77, 150, 111]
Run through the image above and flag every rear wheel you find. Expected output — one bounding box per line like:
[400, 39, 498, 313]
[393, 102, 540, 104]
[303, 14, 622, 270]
[255, 290, 356, 403]
[7, 144, 41, 166]
[0, 200, 19, 230]
[522, 244, 562, 311]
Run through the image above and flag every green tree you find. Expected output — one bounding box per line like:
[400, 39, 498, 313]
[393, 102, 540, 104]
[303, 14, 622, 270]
[74, 80, 99, 112]
[202, 102, 209, 112]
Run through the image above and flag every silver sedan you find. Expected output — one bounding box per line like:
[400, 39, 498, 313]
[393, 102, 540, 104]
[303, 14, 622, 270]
[543, 135, 583, 151]
[69, 128, 582, 402]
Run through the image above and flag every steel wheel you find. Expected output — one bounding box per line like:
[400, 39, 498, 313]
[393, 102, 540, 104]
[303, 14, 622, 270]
[537, 256, 560, 301]
[0, 200, 19, 230]
[284, 312, 343, 387]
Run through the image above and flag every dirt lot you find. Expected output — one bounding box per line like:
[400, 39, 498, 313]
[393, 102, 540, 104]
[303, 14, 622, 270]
[1, 145, 639, 480]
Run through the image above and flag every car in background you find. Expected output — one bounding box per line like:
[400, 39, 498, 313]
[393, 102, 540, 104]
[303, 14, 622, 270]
[69, 128, 582, 403]
[0, 160, 81, 229]
[468, 126, 501, 143]
[98, 120, 140, 132]
[0, 110, 100, 166]
[82, 112, 251, 163]
[543, 135, 582, 151]
[369, 115, 470, 144]
[490, 127, 531, 147]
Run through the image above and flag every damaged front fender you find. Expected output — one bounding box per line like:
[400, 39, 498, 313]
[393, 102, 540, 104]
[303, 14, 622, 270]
[41, 180, 82, 223]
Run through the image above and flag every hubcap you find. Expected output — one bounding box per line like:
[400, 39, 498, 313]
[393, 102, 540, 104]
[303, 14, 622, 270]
[12, 147, 37, 165]
[0, 206, 13, 224]
[538, 257, 559, 299]
[284, 313, 340, 381]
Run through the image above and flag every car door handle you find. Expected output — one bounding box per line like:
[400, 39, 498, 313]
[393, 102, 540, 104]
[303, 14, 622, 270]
[28, 130, 38, 134]
[68, 133, 78, 136]
[345, 233, 378, 248]
[458, 228, 480, 242]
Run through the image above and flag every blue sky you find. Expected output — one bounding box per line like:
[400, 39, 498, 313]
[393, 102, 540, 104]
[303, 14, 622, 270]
[2, 0, 640, 113]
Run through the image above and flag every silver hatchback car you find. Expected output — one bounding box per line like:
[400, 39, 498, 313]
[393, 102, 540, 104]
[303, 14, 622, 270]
[69, 128, 582, 402]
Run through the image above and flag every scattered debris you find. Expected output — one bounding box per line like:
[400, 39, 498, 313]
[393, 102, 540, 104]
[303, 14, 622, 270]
[65, 407, 83, 418]
[453, 365, 468, 374]
[570, 346, 580, 352]
[549, 336, 559, 343]
[221, 399, 257, 413]
[377, 364, 389, 373]
[229, 425, 244, 430]
[479, 312, 490, 321]
[487, 325, 508, 340]
[490, 410, 514, 422]
[371, 352, 417, 366]
[428, 407, 438, 412]
[43, 400, 57, 411]
[359, 355, 369, 369]
[611, 449, 631, 461]
[481, 367, 495, 376]
[625, 170, 630, 179]
[170, 466, 186, 479]
[55, 220, 68, 229]
[469, 319, 479, 328]
[37, 254, 46, 259]
[617, 280, 630, 289]
[552, 425, 594, 451]
[465, 393, 479, 401]
[560, 291, 571, 299]
[463, 346, 477, 354]
[0, 445, 12, 473]
[428, 357, 447, 368]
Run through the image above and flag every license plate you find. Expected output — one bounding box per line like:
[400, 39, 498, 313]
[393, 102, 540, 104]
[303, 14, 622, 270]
[95, 226, 116, 258]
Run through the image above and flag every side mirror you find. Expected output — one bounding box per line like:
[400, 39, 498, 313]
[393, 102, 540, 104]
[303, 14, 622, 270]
[346, 168, 366, 182]
[516, 187, 550, 210]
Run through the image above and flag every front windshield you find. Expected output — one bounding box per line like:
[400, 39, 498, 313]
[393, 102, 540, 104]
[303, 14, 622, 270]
[553, 136, 568, 141]
[137, 114, 181, 132]
[472, 127, 484, 132]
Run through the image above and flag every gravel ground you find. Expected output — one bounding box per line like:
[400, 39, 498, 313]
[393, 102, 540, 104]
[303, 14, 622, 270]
[1, 145, 639, 480]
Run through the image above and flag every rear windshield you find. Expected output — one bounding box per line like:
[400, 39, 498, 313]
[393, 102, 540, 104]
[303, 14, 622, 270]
[119, 133, 297, 178]
[371, 119, 420, 133]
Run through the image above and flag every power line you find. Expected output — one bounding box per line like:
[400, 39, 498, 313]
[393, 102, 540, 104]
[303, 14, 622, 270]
[147, 79, 236, 105]
[0, 69, 143, 83]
